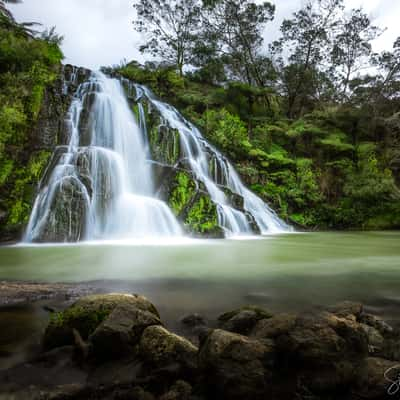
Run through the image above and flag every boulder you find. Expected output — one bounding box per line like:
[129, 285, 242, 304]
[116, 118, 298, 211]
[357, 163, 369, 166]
[359, 312, 394, 335]
[44, 294, 158, 350]
[329, 301, 363, 319]
[198, 329, 274, 400]
[139, 325, 198, 376]
[218, 306, 273, 335]
[275, 312, 369, 395]
[180, 313, 206, 329]
[360, 323, 385, 354]
[251, 313, 297, 339]
[356, 357, 400, 399]
[90, 304, 162, 360]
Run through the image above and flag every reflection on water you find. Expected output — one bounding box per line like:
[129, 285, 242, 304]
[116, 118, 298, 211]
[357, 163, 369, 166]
[1, 232, 400, 368]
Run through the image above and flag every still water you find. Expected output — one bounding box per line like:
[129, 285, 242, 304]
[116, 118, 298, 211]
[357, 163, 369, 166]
[0, 232, 400, 368]
[1, 231, 400, 314]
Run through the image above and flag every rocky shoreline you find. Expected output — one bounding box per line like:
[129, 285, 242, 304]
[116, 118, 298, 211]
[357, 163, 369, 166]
[0, 281, 97, 307]
[0, 292, 399, 400]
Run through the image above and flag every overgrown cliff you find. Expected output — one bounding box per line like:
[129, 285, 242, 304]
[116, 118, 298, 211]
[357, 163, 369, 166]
[107, 61, 400, 231]
[1, 11, 400, 242]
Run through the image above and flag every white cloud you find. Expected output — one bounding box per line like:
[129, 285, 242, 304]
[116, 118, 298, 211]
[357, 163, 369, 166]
[8, 0, 399, 70]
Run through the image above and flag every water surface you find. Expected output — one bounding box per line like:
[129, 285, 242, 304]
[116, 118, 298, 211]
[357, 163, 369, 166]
[1, 232, 399, 315]
[1, 232, 400, 368]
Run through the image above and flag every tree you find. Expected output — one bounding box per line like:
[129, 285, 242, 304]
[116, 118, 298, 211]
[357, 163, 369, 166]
[275, 0, 343, 118]
[133, 0, 201, 77]
[331, 8, 382, 101]
[199, 0, 275, 86]
[0, 0, 22, 21]
[41, 26, 64, 46]
[373, 37, 400, 104]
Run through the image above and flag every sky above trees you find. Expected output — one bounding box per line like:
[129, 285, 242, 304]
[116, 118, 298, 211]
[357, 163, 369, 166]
[8, 0, 400, 69]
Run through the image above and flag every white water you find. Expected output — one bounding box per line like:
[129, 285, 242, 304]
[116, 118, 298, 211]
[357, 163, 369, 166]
[135, 85, 290, 236]
[25, 70, 290, 242]
[25, 71, 182, 242]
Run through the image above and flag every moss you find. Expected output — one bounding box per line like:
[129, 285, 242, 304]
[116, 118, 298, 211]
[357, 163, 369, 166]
[185, 194, 221, 236]
[169, 171, 196, 216]
[0, 19, 63, 239]
[49, 305, 111, 337]
[44, 294, 159, 349]
[6, 150, 51, 226]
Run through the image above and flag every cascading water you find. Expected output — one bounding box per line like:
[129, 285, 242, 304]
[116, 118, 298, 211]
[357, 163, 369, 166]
[134, 85, 290, 236]
[25, 68, 290, 243]
[25, 71, 182, 242]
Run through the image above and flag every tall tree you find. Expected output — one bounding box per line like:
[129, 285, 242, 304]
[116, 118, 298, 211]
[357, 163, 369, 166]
[275, 0, 343, 118]
[331, 8, 382, 101]
[133, 0, 201, 77]
[0, 0, 22, 21]
[199, 0, 275, 86]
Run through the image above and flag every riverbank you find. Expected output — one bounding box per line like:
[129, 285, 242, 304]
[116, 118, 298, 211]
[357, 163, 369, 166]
[0, 281, 96, 307]
[0, 292, 399, 399]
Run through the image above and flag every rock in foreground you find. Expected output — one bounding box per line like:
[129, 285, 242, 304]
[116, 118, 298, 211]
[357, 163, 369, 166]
[1, 296, 399, 399]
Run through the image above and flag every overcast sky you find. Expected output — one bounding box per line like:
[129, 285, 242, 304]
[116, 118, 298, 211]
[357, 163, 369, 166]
[8, 0, 400, 70]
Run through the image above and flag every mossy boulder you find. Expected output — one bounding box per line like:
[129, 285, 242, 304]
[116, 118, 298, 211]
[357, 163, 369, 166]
[139, 325, 198, 374]
[158, 167, 224, 238]
[142, 99, 182, 166]
[198, 329, 274, 400]
[90, 304, 162, 360]
[218, 306, 273, 335]
[44, 294, 159, 350]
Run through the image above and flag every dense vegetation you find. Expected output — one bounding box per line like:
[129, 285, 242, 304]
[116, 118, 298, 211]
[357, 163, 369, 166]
[0, 0, 399, 235]
[0, 6, 63, 238]
[106, 0, 400, 230]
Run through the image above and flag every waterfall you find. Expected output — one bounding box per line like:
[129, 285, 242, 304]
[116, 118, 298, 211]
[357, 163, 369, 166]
[134, 85, 290, 236]
[25, 69, 290, 243]
[25, 71, 182, 242]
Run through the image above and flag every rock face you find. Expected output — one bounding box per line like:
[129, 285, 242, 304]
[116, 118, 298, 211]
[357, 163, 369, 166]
[2, 295, 400, 400]
[198, 329, 273, 399]
[44, 293, 158, 350]
[132, 89, 262, 238]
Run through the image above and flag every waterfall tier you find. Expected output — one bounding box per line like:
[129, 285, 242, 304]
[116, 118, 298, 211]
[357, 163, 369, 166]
[25, 69, 290, 242]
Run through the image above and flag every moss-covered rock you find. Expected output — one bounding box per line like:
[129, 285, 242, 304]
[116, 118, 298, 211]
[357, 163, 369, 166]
[184, 193, 223, 237]
[218, 305, 274, 335]
[44, 294, 159, 350]
[139, 325, 198, 373]
[198, 329, 273, 400]
[144, 100, 182, 166]
[90, 304, 162, 360]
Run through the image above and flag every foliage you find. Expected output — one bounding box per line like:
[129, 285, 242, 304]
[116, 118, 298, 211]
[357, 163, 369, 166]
[133, 0, 201, 77]
[0, 11, 63, 235]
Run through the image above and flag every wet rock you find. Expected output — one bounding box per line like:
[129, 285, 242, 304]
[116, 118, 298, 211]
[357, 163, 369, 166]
[360, 312, 394, 335]
[251, 313, 297, 339]
[360, 323, 385, 354]
[356, 357, 400, 399]
[180, 313, 206, 329]
[275, 312, 369, 395]
[380, 337, 400, 361]
[90, 304, 162, 360]
[139, 325, 198, 376]
[329, 301, 363, 319]
[44, 294, 158, 350]
[0, 281, 94, 307]
[159, 380, 192, 400]
[35, 176, 88, 243]
[218, 306, 273, 335]
[198, 329, 274, 400]
[280, 312, 369, 364]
